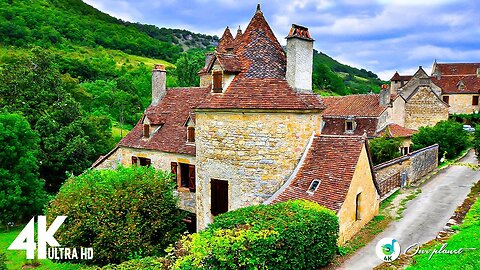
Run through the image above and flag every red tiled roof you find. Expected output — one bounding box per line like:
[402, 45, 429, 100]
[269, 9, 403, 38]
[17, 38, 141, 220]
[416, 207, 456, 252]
[322, 94, 387, 117]
[216, 27, 235, 53]
[118, 87, 210, 155]
[432, 75, 480, 94]
[390, 72, 413, 82]
[380, 123, 416, 138]
[435, 63, 480, 76]
[197, 8, 324, 110]
[216, 53, 242, 73]
[272, 135, 371, 212]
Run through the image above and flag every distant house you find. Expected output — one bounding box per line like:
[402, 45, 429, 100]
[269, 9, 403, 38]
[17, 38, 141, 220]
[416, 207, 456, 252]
[92, 5, 380, 244]
[431, 62, 480, 114]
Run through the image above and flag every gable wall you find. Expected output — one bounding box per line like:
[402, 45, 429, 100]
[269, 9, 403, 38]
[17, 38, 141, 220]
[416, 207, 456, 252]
[336, 145, 380, 244]
[195, 111, 322, 230]
[404, 87, 449, 129]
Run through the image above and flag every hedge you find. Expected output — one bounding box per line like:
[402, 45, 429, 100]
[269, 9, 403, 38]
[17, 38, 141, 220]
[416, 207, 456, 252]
[170, 199, 339, 269]
[0, 251, 6, 270]
[46, 166, 186, 265]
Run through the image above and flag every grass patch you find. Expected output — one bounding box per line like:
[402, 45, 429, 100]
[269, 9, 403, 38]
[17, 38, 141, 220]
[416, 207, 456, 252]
[396, 188, 422, 220]
[380, 190, 400, 210]
[0, 226, 83, 270]
[438, 148, 470, 169]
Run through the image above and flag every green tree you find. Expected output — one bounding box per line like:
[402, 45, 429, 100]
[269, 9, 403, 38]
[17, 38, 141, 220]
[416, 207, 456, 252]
[174, 49, 206, 87]
[369, 136, 402, 165]
[0, 112, 46, 228]
[474, 126, 480, 160]
[46, 166, 186, 265]
[412, 120, 469, 160]
[313, 63, 347, 95]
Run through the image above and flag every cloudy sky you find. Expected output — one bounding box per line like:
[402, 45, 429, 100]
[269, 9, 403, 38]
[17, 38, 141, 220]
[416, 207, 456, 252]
[83, 0, 480, 80]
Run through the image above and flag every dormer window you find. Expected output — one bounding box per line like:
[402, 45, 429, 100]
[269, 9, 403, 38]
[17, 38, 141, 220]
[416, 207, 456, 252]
[143, 124, 150, 138]
[477, 68, 480, 78]
[457, 80, 465, 91]
[345, 120, 355, 133]
[307, 179, 321, 194]
[212, 71, 223, 93]
[187, 126, 195, 143]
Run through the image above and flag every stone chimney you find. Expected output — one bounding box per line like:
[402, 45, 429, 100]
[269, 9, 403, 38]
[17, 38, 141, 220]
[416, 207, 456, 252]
[379, 84, 390, 106]
[152, 64, 166, 105]
[286, 24, 314, 93]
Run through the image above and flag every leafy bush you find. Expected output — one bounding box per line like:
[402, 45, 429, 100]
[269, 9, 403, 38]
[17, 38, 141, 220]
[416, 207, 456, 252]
[46, 166, 187, 265]
[412, 120, 469, 160]
[87, 257, 163, 270]
[0, 112, 47, 227]
[474, 126, 480, 160]
[369, 136, 402, 165]
[0, 251, 6, 270]
[170, 200, 339, 270]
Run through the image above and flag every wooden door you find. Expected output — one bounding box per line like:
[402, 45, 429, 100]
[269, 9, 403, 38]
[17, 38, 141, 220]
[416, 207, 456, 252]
[211, 179, 228, 216]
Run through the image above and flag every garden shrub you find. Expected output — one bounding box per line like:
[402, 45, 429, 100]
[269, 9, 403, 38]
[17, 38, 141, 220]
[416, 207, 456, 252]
[412, 120, 469, 160]
[0, 251, 6, 270]
[170, 200, 339, 270]
[46, 166, 186, 265]
[369, 136, 402, 165]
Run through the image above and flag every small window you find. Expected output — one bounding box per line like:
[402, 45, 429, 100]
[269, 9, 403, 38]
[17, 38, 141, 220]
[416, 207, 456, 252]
[187, 126, 195, 143]
[346, 120, 355, 132]
[477, 68, 480, 77]
[178, 163, 195, 192]
[473, 96, 479, 106]
[355, 193, 361, 221]
[143, 124, 150, 138]
[139, 157, 151, 167]
[212, 71, 223, 93]
[443, 95, 449, 104]
[307, 179, 321, 194]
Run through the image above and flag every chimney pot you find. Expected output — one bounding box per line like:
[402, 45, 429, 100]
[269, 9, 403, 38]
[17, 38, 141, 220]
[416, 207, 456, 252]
[286, 24, 314, 93]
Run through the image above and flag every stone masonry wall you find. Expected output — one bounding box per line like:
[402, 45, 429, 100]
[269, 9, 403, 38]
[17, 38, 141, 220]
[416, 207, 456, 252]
[374, 144, 439, 200]
[95, 146, 197, 213]
[445, 94, 479, 114]
[404, 87, 449, 130]
[195, 111, 322, 230]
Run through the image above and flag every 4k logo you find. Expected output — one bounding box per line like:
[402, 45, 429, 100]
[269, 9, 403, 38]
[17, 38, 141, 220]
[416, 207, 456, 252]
[8, 216, 66, 259]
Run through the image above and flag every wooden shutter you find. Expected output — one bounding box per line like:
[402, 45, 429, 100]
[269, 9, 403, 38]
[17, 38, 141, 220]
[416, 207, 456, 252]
[144, 124, 150, 138]
[443, 96, 449, 104]
[212, 72, 222, 93]
[187, 127, 195, 142]
[188, 165, 196, 192]
[211, 179, 228, 216]
[131, 156, 138, 165]
[473, 96, 479, 106]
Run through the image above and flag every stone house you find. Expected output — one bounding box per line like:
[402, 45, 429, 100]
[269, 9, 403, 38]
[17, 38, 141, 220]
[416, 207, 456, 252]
[93, 5, 380, 243]
[431, 62, 480, 114]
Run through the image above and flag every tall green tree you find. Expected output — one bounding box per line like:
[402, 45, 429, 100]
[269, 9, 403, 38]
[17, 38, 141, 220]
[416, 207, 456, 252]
[174, 49, 206, 87]
[0, 48, 114, 191]
[369, 136, 402, 165]
[0, 113, 46, 227]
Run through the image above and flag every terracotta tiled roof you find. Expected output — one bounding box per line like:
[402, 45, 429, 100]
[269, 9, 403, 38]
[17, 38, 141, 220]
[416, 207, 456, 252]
[322, 94, 387, 117]
[216, 27, 235, 53]
[435, 63, 480, 76]
[432, 75, 480, 94]
[216, 53, 242, 73]
[197, 8, 324, 110]
[272, 135, 371, 213]
[118, 87, 210, 155]
[390, 72, 413, 82]
[380, 123, 416, 138]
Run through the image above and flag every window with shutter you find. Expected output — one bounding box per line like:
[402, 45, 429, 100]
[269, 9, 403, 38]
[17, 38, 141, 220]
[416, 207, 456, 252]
[179, 163, 190, 188]
[212, 72, 223, 93]
[138, 157, 151, 167]
[188, 165, 196, 192]
[132, 156, 138, 165]
[187, 126, 195, 143]
[144, 124, 150, 138]
[442, 95, 449, 104]
[211, 179, 228, 216]
[473, 96, 479, 106]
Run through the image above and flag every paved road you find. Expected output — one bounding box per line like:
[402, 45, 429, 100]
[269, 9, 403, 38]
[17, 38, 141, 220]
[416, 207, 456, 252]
[337, 150, 480, 270]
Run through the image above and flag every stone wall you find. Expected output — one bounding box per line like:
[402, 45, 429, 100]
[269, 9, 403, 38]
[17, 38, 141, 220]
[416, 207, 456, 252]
[374, 144, 439, 200]
[95, 146, 197, 213]
[337, 145, 380, 244]
[404, 87, 449, 130]
[444, 94, 479, 114]
[195, 110, 322, 230]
